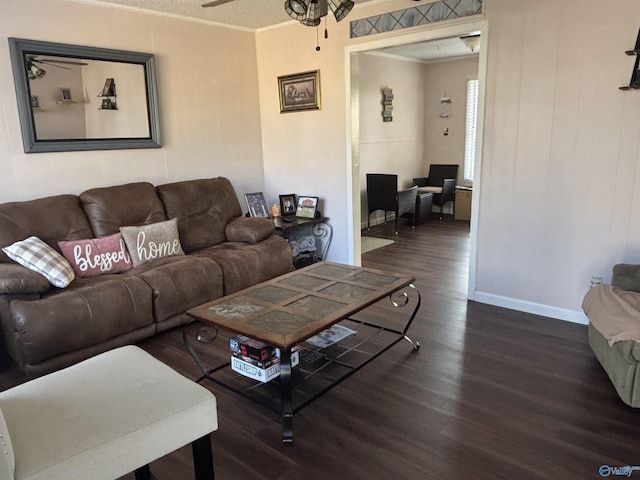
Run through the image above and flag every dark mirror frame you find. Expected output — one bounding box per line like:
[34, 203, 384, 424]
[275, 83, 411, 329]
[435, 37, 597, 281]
[8, 38, 162, 153]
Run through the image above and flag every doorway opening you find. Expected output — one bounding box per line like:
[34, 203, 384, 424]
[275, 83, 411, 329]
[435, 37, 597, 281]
[346, 19, 488, 300]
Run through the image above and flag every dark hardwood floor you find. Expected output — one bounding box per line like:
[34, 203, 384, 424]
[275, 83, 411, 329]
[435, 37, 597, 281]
[2, 217, 638, 479]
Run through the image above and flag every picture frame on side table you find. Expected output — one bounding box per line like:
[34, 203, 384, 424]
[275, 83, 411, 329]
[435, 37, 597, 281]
[278, 70, 321, 113]
[296, 196, 318, 219]
[279, 194, 297, 216]
[30, 95, 40, 110]
[245, 192, 270, 218]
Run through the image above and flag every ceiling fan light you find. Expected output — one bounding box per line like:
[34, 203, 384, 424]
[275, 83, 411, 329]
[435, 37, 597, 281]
[284, 0, 307, 20]
[27, 62, 46, 80]
[299, 0, 324, 26]
[328, 0, 354, 22]
[461, 35, 480, 52]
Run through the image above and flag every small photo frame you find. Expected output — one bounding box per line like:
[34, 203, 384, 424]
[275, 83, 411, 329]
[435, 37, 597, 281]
[245, 192, 270, 218]
[30, 95, 40, 110]
[101, 78, 116, 96]
[59, 88, 72, 102]
[101, 98, 113, 109]
[278, 70, 321, 113]
[279, 194, 297, 216]
[296, 196, 318, 219]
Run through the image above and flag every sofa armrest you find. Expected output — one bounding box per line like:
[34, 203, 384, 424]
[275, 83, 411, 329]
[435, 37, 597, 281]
[225, 217, 275, 244]
[612, 264, 640, 293]
[0, 264, 50, 295]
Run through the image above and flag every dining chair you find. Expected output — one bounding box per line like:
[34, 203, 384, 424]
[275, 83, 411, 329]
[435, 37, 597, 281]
[366, 174, 417, 234]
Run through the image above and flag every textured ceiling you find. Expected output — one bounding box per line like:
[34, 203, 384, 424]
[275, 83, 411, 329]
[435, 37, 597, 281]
[83, 0, 479, 62]
[86, 0, 379, 30]
[374, 35, 479, 62]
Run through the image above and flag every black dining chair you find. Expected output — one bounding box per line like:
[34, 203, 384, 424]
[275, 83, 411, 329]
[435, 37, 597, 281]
[366, 174, 417, 234]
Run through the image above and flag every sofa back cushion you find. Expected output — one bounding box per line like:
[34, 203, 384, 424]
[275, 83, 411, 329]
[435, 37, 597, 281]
[0, 195, 93, 263]
[156, 177, 243, 252]
[80, 182, 167, 237]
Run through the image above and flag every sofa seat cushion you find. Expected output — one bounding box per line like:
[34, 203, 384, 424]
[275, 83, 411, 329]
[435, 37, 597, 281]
[0, 194, 94, 264]
[156, 177, 243, 252]
[195, 236, 293, 295]
[80, 182, 167, 237]
[135, 256, 224, 326]
[7, 277, 154, 369]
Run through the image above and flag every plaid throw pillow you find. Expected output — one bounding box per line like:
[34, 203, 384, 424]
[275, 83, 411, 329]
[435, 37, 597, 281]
[2, 236, 75, 288]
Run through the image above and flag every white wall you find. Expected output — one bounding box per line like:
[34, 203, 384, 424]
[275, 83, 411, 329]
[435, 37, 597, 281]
[0, 0, 264, 203]
[423, 56, 479, 184]
[83, 62, 149, 138]
[358, 53, 426, 227]
[257, 20, 352, 264]
[257, 0, 640, 323]
[474, 0, 640, 321]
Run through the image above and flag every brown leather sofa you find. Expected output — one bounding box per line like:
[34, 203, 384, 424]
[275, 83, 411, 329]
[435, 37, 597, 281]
[0, 177, 293, 378]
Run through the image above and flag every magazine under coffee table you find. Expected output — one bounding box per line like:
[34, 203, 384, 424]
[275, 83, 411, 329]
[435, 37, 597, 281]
[185, 261, 421, 445]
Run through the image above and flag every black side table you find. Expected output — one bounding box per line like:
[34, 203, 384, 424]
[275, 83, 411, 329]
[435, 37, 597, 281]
[413, 192, 433, 226]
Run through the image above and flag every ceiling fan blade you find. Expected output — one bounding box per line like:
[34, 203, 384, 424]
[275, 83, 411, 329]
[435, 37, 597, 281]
[36, 58, 88, 66]
[36, 61, 72, 70]
[202, 0, 236, 7]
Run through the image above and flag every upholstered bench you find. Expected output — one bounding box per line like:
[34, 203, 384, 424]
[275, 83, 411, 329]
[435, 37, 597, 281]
[0, 345, 218, 480]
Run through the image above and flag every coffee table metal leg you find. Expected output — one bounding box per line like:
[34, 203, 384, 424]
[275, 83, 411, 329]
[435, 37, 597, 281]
[280, 349, 294, 445]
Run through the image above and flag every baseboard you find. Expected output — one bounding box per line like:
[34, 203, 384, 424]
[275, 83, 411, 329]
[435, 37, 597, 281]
[361, 215, 396, 230]
[472, 291, 589, 325]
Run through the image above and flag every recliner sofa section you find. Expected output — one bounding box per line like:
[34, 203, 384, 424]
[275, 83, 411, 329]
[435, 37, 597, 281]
[0, 177, 293, 378]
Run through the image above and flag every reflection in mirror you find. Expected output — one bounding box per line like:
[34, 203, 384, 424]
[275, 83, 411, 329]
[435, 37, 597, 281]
[9, 38, 161, 153]
[29, 56, 149, 140]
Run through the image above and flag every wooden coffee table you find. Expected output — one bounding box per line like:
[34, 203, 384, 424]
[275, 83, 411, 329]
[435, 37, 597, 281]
[185, 261, 421, 445]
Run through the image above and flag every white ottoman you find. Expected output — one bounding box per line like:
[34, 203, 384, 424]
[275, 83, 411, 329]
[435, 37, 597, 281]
[0, 345, 217, 480]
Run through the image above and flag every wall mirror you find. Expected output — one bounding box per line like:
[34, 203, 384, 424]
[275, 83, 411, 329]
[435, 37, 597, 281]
[9, 38, 162, 153]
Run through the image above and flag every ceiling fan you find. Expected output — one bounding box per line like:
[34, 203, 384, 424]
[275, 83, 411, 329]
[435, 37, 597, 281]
[25, 54, 88, 80]
[201, 0, 235, 7]
[202, 0, 354, 27]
